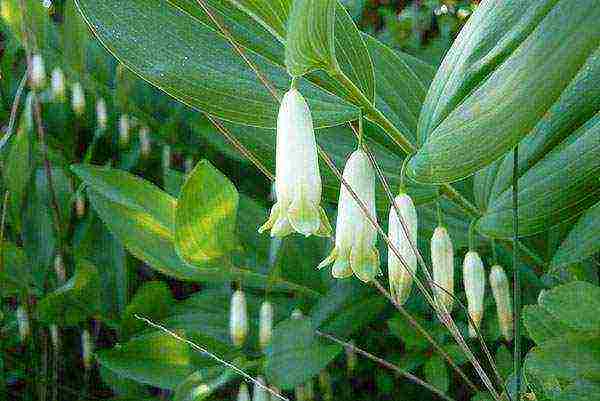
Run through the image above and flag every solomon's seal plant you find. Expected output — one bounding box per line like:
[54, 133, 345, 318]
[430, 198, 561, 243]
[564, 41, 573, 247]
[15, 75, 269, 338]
[490, 265, 513, 342]
[229, 289, 249, 348]
[431, 225, 455, 314]
[463, 251, 485, 338]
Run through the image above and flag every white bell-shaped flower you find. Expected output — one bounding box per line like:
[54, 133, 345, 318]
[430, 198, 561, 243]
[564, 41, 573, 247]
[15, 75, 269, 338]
[490, 265, 513, 341]
[17, 305, 30, 341]
[139, 126, 151, 158]
[96, 98, 107, 129]
[463, 251, 485, 337]
[229, 289, 248, 347]
[119, 114, 130, 146]
[71, 82, 85, 115]
[431, 226, 454, 313]
[387, 192, 418, 304]
[259, 300, 273, 350]
[30, 54, 46, 90]
[318, 149, 379, 282]
[81, 329, 94, 369]
[51, 67, 65, 101]
[259, 88, 331, 238]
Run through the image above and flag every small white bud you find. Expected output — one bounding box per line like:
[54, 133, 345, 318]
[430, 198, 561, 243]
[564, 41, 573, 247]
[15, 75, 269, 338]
[71, 82, 85, 115]
[96, 98, 107, 129]
[318, 149, 379, 282]
[387, 192, 418, 305]
[463, 251, 485, 337]
[291, 308, 304, 320]
[54, 253, 66, 284]
[17, 305, 30, 341]
[81, 329, 94, 369]
[259, 301, 273, 350]
[259, 88, 331, 238]
[162, 145, 171, 171]
[119, 114, 130, 146]
[318, 370, 333, 401]
[139, 126, 151, 158]
[253, 376, 269, 401]
[184, 156, 194, 175]
[50, 67, 65, 101]
[431, 226, 454, 314]
[75, 192, 85, 218]
[457, 8, 471, 19]
[30, 54, 46, 90]
[50, 324, 59, 348]
[237, 383, 250, 401]
[490, 265, 513, 342]
[229, 290, 248, 347]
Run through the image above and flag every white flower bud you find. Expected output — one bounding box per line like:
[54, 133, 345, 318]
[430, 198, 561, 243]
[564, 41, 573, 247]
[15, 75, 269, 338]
[30, 54, 46, 90]
[81, 329, 94, 369]
[490, 265, 513, 341]
[253, 376, 269, 401]
[457, 8, 471, 19]
[50, 67, 65, 101]
[17, 305, 30, 341]
[54, 253, 66, 284]
[119, 114, 130, 146]
[259, 301, 273, 350]
[230, 290, 248, 347]
[463, 251, 485, 337]
[71, 82, 85, 115]
[387, 192, 418, 304]
[139, 126, 151, 158]
[318, 370, 333, 401]
[346, 341, 357, 375]
[50, 324, 59, 348]
[319, 149, 379, 282]
[291, 307, 304, 320]
[431, 226, 454, 313]
[184, 156, 194, 175]
[237, 383, 250, 401]
[75, 192, 85, 218]
[96, 98, 107, 129]
[162, 145, 171, 171]
[259, 88, 331, 238]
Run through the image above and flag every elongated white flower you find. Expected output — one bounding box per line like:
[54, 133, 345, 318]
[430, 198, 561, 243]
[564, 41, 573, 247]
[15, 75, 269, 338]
[162, 145, 171, 171]
[237, 383, 250, 401]
[253, 376, 269, 401]
[96, 98, 107, 129]
[387, 192, 418, 304]
[259, 300, 273, 350]
[119, 114, 130, 146]
[54, 253, 66, 284]
[229, 289, 248, 347]
[318, 149, 379, 282]
[51, 67, 65, 101]
[431, 226, 454, 313]
[50, 324, 59, 348]
[71, 82, 85, 115]
[463, 251, 485, 337]
[31, 54, 46, 90]
[259, 88, 331, 238]
[17, 305, 30, 341]
[490, 265, 513, 341]
[75, 192, 85, 218]
[81, 329, 94, 369]
[139, 126, 151, 158]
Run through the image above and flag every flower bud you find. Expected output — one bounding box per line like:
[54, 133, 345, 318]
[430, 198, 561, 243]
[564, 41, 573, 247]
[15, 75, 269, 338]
[162, 145, 171, 171]
[184, 156, 194, 175]
[54, 253, 66, 284]
[431, 226, 454, 313]
[50, 67, 65, 101]
[17, 305, 30, 341]
[387, 192, 418, 304]
[457, 8, 471, 19]
[259, 88, 331, 238]
[490, 265, 513, 341]
[96, 98, 107, 130]
[345, 341, 357, 375]
[237, 383, 250, 401]
[50, 324, 59, 348]
[81, 329, 94, 369]
[75, 192, 85, 218]
[30, 54, 46, 90]
[318, 149, 379, 282]
[463, 251, 485, 337]
[291, 307, 304, 320]
[253, 376, 269, 401]
[119, 114, 130, 146]
[318, 370, 333, 401]
[230, 289, 248, 347]
[71, 82, 85, 115]
[139, 126, 151, 158]
[259, 300, 273, 350]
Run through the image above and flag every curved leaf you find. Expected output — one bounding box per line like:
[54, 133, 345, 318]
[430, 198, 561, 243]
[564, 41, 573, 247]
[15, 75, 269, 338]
[551, 201, 600, 268]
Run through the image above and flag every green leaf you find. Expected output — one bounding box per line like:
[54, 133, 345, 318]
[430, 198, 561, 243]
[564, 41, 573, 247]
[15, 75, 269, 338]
[175, 160, 239, 265]
[410, 0, 600, 183]
[74, 0, 358, 128]
[97, 331, 195, 390]
[551, 201, 600, 268]
[0, 242, 41, 296]
[285, 0, 337, 76]
[173, 368, 237, 401]
[537, 281, 600, 333]
[495, 345, 512, 380]
[229, 0, 290, 41]
[265, 317, 341, 389]
[121, 281, 174, 340]
[554, 380, 600, 401]
[423, 355, 449, 394]
[37, 259, 101, 326]
[477, 114, 600, 237]
[523, 305, 572, 345]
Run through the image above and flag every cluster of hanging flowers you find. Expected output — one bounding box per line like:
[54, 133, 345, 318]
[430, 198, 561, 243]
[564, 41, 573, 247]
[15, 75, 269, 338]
[229, 289, 274, 351]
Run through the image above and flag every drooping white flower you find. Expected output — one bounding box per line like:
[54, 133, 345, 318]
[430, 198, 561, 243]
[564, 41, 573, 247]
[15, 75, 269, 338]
[463, 251, 485, 337]
[431, 226, 454, 313]
[30, 54, 46, 90]
[139, 126, 151, 158]
[71, 82, 85, 115]
[17, 305, 30, 341]
[96, 98, 107, 129]
[50, 324, 59, 348]
[54, 253, 66, 284]
[162, 145, 171, 171]
[237, 383, 250, 401]
[81, 329, 94, 369]
[259, 300, 273, 350]
[259, 88, 331, 238]
[51, 67, 65, 101]
[229, 289, 248, 347]
[318, 149, 379, 282]
[490, 265, 513, 341]
[119, 114, 130, 146]
[387, 192, 418, 304]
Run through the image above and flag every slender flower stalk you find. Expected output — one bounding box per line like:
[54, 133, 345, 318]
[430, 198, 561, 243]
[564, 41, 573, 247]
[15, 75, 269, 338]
[119, 114, 130, 147]
[387, 192, 418, 304]
[490, 265, 513, 342]
[318, 370, 333, 401]
[318, 149, 379, 282]
[259, 88, 331, 238]
[431, 226, 454, 313]
[50, 67, 65, 102]
[237, 383, 250, 401]
[96, 98, 107, 130]
[30, 54, 46, 90]
[463, 251, 485, 338]
[259, 300, 273, 350]
[71, 82, 85, 115]
[230, 289, 248, 347]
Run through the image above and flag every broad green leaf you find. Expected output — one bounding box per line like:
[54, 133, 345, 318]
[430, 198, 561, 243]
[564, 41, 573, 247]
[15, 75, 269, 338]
[495, 345, 513, 380]
[175, 160, 239, 265]
[537, 281, 600, 333]
[0, 242, 40, 296]
[37, 259, 101, 326]
[121, 281, 174, 340]
[551, 201, 600, 268]
[285, 0, 337, 76]
[555, 380, 600, 401]
[265, 317, 341, 389]
[74, 0, 358, 128]
[62, 0, 89, 77]
[423, 355, 449, 394]
[97, 331, 195, 390]
[173, 369, 237, 401]
[523, 305, 572, 345]
[410, 0, 600, 183]
[477, 114, 600, 238]
[229, 0, 290, 40]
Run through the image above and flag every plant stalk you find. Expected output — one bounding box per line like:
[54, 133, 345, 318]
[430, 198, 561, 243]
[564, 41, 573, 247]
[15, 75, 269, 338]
[512, 146, 522, 400]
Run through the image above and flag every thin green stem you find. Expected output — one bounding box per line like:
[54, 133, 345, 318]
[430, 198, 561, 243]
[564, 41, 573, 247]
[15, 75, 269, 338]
[512, 146, 522, 400]
[468, 220, 477, 251]
[436, 200, 443, 227]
